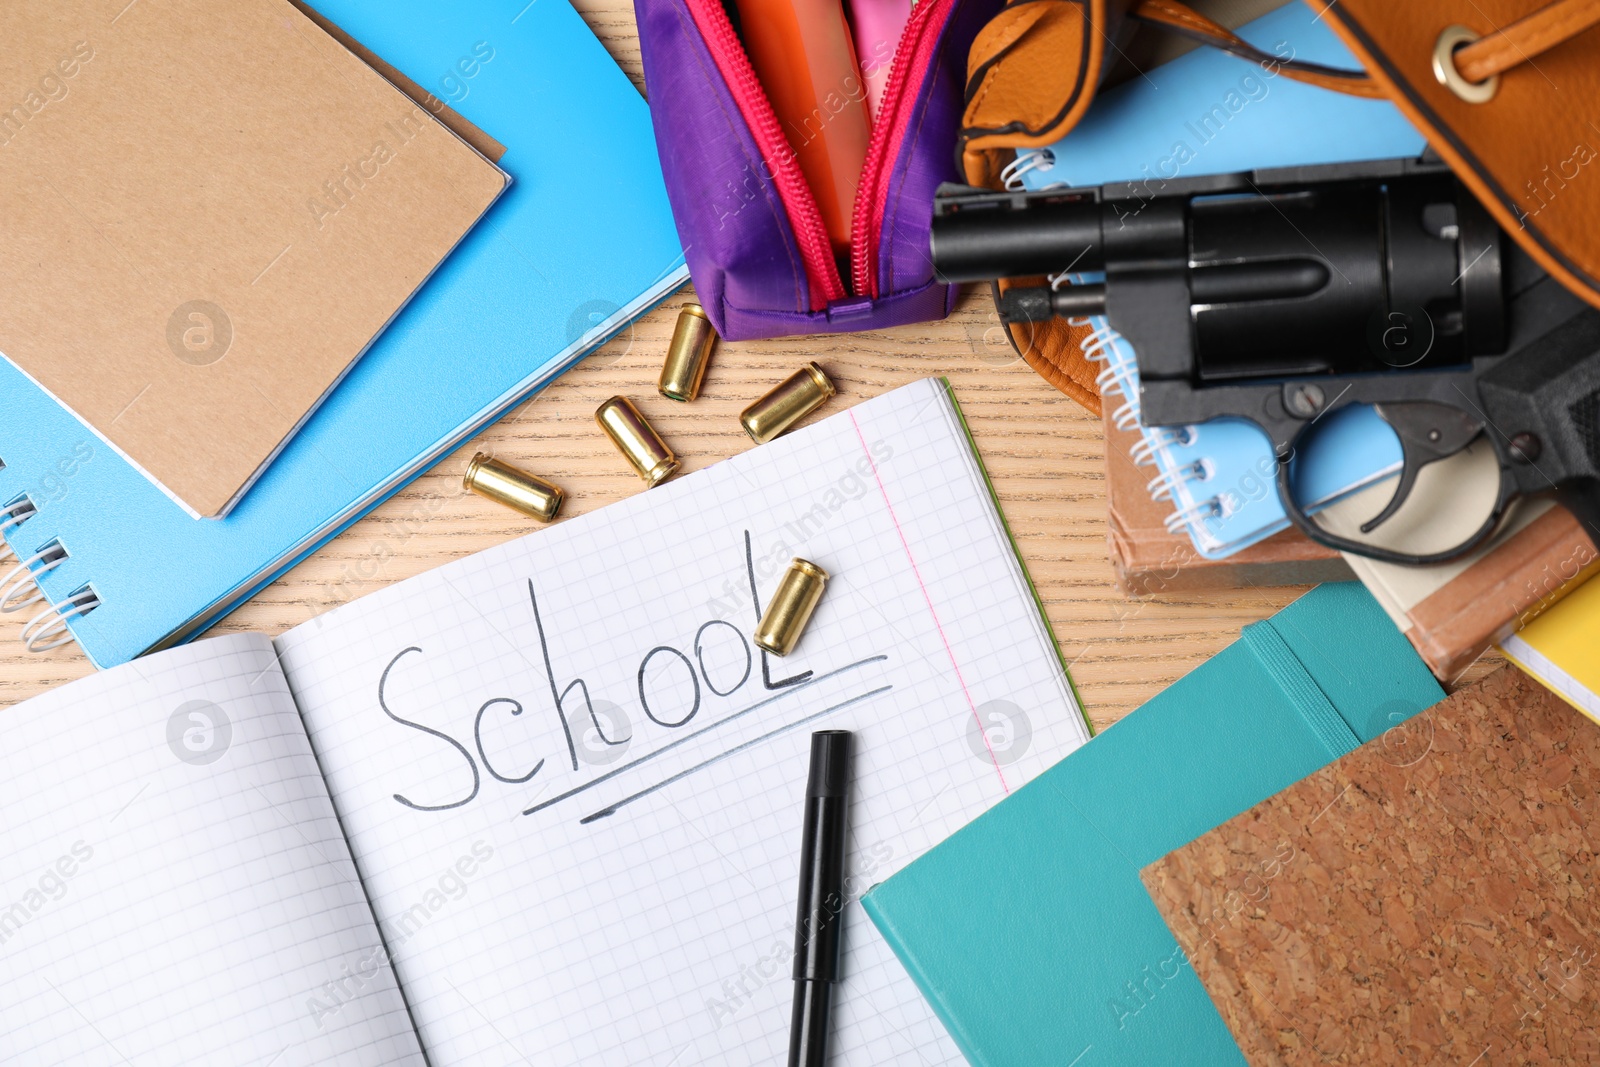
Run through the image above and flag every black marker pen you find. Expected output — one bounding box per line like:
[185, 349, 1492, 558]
[788, 729, 851, 1067]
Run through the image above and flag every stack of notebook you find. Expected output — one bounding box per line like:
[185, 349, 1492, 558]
[1045, 3, 1421, 578]
[1040, 0, 1597, 681]
[862, 582, 1445, 1064]
[0, 0, 688, 665]
[2, 0, 510, 519]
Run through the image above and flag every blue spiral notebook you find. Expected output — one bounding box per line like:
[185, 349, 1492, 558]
[861, 583, 1445, 1066]
[0, 0, 688, 667]
[1087, 308, 1402, 558]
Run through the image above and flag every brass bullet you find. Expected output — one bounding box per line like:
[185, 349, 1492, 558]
[596, 396, 679, 487]
[463, 453, 564, 523]
[658, 303, 718, 402]
[740, 362, 836, 444]
[754, 558, 830, 656]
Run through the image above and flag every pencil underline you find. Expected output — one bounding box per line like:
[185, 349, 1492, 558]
[579, 685, 894, 824]
[520, 654, 888, 816]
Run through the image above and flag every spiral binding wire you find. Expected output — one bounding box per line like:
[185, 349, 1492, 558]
[1130, 426, 1196, 467]
[0, 542, 67, 614]
[1147, 459, 1215, 503]
[1000, 148, 1057, 191]
[0, 494, 92, 652]
[21, 588, 99, 653]
[1164, 497, 1227, 536]
[0, 498, 38, 572]
[0, 497, 36, 537]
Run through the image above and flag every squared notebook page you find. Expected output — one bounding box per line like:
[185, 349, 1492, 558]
[0, 633, 424, 1067]
[274, 377, 1091, 1066]
[0, 0, 506, 516]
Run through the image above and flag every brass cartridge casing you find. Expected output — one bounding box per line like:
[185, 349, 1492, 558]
[658, 303, 718, 402]
[740, 362, 835, 444]
[754, 558, 830, 656]
[463, 453, 564, 523]
[596, 396, 679, 487]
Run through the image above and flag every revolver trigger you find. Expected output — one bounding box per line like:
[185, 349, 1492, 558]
[1361, 402, 1486, 535]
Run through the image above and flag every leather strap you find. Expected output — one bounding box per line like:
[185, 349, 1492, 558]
[1455, 0, 1600, 83]
[1131, 0, 1386, 98]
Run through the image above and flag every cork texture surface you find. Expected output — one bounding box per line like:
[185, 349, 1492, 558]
[1142, 666, 1600, 1064]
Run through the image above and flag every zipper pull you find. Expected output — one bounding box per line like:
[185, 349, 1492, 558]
[825, 296, 876, 322]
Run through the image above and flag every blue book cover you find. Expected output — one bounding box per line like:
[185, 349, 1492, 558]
[861, 583, 1445, 1066]
[1006, 2, 1425, 191]
[0, 0, 688, 666]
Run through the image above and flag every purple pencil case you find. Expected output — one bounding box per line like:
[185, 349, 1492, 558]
[636, 0, 999, 339]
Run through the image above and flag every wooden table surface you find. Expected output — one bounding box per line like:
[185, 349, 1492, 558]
[0, 0, 1496, 726]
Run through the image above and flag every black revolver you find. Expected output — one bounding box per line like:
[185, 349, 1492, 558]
[931, 156, 1600, 564]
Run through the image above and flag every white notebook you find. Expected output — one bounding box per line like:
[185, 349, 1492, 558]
[0, 379, 1091, 1066]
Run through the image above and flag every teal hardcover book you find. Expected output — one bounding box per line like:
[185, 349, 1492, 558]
[861, 583, 1444, 1066]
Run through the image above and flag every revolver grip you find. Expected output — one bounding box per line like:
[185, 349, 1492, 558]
[1478, 310, 1600, 541]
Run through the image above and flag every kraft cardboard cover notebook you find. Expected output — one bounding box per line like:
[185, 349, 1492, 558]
[0, 0, 507, 518]
[0, 0, 690, 669]
[1143, 666, 1600, 1065]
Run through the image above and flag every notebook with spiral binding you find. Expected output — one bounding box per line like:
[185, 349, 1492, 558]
[0, 0, 687, 666]
[0, 0, 508, 520]
[1082, 292, 1401, 559]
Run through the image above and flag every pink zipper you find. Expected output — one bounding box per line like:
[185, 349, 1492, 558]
[850, 0, 955, 299]
[686, 0, 846, 308]
[686, 0, 957, 307]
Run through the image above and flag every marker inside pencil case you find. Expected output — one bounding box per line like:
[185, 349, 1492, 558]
[731, 0, 871, 254]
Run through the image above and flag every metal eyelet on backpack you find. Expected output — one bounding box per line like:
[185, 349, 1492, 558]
[1432, 25, 1500, 103]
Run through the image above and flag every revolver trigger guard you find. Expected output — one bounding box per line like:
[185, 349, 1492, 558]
[1273, 446, 1513, 566]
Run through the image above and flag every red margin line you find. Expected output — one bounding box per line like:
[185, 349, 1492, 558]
[849, 409, 1010, 794]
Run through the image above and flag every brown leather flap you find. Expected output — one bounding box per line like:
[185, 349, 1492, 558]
[1312, 0, 1600, 311]
[961, 0, 1140, 187]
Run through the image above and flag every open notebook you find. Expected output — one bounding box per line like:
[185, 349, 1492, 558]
[0, 379, 1091, 1065]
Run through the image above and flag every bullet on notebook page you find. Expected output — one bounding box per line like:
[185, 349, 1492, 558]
[755, 558, 829, 656]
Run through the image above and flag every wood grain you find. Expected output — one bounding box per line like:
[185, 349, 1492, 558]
[0, 0, 1499, 725]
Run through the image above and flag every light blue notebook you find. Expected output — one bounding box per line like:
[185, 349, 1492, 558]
[1088, 306, 1402, 558]
[1003, 2, 1427, 191]
[861, 582, 1445, 1066]
[0, 0, 688, 667]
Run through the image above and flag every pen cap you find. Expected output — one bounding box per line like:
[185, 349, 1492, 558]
[805, 730, 852, 798]
[793, 729, 852, 985]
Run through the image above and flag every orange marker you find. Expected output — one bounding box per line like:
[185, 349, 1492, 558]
[734, 0, 872, 255]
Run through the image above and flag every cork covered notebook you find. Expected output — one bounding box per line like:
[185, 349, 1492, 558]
[0, 0, 506, 517]
[1142, 666, 1600, 1065]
